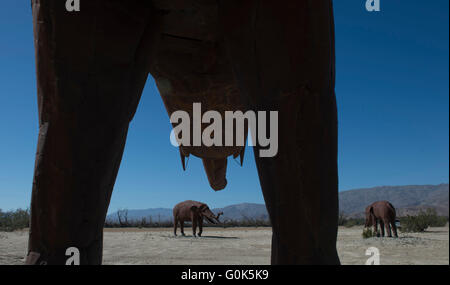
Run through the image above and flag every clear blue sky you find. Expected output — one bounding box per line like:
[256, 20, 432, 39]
[0, 1, 448, 213]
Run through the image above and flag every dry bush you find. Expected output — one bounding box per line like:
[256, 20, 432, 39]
[0, 208, 30, 232]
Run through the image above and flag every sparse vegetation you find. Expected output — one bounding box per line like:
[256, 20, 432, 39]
[338, 212, 365, 228]
[104, 218, 271, 228]
[104, 211, 271, 228]
[0, 208, 30, 232]
[0, 207, 270, 230]
[104, 216, 173, 228]
[399, 208, 448, 233]
[221, 215, 271, 227]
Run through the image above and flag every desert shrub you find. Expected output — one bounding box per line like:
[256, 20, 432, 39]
[399, 209, 448, 233]
[399, 215, 429, 232]
[422, 209, 448, 227]
[338, 212, 346, 226]
[362, 227, 376, 239]
[0, 208, 30, 232]
[430, 216, 448, 227]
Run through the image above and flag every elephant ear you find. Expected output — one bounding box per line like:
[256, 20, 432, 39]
[190, 205, 199, 213]
[199, 204, 207, 211]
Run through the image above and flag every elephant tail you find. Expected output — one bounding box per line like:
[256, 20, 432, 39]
[387, 202, 395, 210]
[388, 202, 396, 216]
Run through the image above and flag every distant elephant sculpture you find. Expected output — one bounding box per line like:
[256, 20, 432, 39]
[173, 200, 223, 237]
[27, 0, 339, 264]
[365, 201, 398, 238]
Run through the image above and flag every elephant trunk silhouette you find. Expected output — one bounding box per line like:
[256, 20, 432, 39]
[160, 90, 247, 191]
[202, 158, 228, 191]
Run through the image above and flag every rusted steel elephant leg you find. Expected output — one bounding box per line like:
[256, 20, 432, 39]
[197, 217, 203, 237]
[391, 222, 398, 238]
[27, 0, 160, 264]
[173, 218, 178, 236]
[220, 0, 340, 264]
[379, 221, 386, 237]
[180, 221, 185, 236]
[191, 218, 198, 237]
[385, 220, 392, 237]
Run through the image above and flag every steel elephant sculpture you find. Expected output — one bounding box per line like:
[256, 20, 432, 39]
[27, 0, 339, 264]
[173, 200, 223, 237]
[365, 201, 399, 238]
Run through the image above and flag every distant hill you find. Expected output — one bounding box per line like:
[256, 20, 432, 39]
[213, 203, 269, 221]
[106, 183, 449, 222]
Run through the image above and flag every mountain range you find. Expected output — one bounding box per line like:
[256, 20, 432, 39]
[106, 183, 449, 222]
[339, 183, 448, 217]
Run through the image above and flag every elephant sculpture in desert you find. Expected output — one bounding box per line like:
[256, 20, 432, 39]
[365, 201, 398, 238]
[173, 201, 223, 237]
[26, 0, 339, 264]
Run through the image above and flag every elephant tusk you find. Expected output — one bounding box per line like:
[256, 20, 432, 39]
[232, 146, 246, 167]
[239, 146, 245, 166]
[215, 212, 223, 222]
[179, 148, 188, 171]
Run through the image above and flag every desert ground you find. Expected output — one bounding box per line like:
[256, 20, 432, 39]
[0, 226, 448, 265]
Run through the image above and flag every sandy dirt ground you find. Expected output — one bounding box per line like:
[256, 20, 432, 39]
[1, 226, 448, 265]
